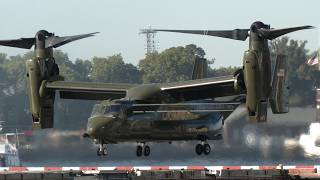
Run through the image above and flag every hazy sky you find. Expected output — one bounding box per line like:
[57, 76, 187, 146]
[0, 0, 318, 67]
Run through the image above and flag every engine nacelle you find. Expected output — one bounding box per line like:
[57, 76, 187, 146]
[26, 59, 55, 129]
[243, 50, 267, 123]
[269, 54, 289, 114]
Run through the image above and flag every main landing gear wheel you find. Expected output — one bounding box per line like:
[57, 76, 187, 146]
[144, 145, 151, 156]
[97, 142, 108, 156]
[136, 145, 143, 157]
[102, 147, 108, 156]
[203, 144, 211, 155]
[195, 144, 203, 155]
[136, 144, 151, 157]
[195, 143, 211, 155]
[97, 147, 102, 156]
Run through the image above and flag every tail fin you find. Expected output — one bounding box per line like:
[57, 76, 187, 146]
[269, 54, 289, 114]
[191, 57, 207, 80]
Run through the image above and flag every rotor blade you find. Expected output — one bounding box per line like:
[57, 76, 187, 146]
[154, 29, 249, 41]
[0, 38, 35, 49]
[258, 25, 315, 40]
[45, 32, 99, 48]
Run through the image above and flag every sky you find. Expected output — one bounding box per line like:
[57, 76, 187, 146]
[0, 0, 318, 67]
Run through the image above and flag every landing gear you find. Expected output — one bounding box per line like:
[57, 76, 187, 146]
[97, 147, 102, 156]
[136, 143, 151, 157]
[203, 144, 211, 155]
[97, 141, 108, 156]
[144, 145, 150, 156]
[195, 144, 203, 155]
[102, 147, 108, 156]
[195, 142, 211, 155]
[97, 147, 108, 156]
[136, 145, 143, 157]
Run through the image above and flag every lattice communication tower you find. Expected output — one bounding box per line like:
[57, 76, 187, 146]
[140, 27, 158, 54]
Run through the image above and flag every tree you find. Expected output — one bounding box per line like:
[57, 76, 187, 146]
[73, 59, 92, 82]
[0, 52, 34, 131]
[54, 50, 79, 81]
[270, 37, 314, 105]
[208, 66, 239, 77]
[0, 53, 8, 85]
[139, 44, 205, 83]
[90, 54, 141, 83]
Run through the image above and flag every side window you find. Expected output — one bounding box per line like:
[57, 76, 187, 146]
[104, 106, 110, 114]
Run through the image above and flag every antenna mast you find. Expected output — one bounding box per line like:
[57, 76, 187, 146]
[140, 27, 158, 54]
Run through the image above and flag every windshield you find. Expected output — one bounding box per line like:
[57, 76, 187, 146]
[91, 100, 135, 117]
[90, 103, 105, 117]
[91, 103, 122, 117]
[104, 104, 121, 114]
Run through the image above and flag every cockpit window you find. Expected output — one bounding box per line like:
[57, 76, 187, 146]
[104, 104, 121, 114]
[104, 106, 110, 113]
[91, 100, 135, 117]
[111, 105, 121, 112]
[91, 103, 105, 117]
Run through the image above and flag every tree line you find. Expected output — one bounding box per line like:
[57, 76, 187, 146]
[0, 38, 317, 130]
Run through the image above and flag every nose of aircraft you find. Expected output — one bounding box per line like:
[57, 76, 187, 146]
[85, 116, 115, 138]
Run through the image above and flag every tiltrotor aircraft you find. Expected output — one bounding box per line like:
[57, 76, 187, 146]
[154, 21, 314, 122]
[0, 21, 313, 157]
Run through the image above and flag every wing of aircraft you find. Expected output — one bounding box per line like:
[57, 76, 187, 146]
[160, 75, 238, 101]
[44, 75, 239, 101]
[45, 81, 136, 100]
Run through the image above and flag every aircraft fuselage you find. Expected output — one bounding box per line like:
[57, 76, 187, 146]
[85, 100, 237, 144]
